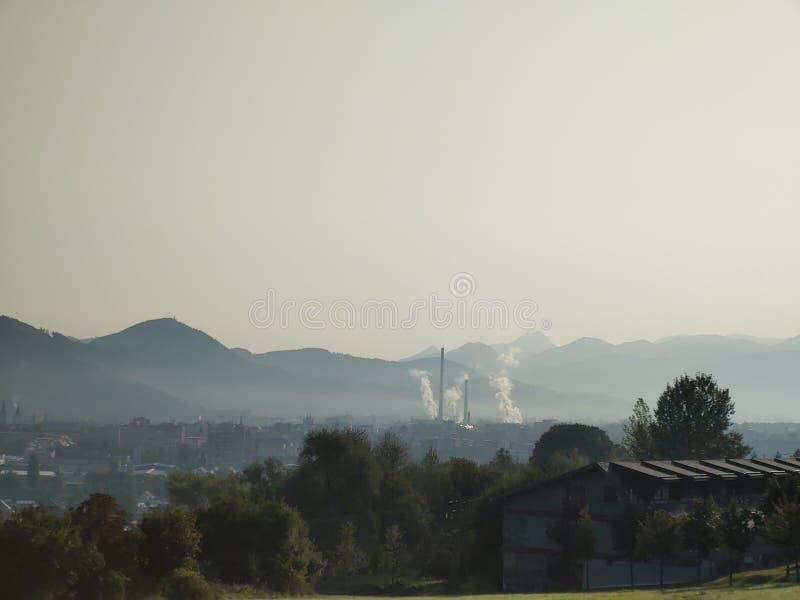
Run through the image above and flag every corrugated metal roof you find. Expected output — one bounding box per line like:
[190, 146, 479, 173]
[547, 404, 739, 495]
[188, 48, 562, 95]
[728, 458, 785, 476]
[612, 461, 680, 481]
[753, 457, 800, 473]
[644, 461, 711, 481]
[674, 460, 738, 479]
[700, 459, 763, 477]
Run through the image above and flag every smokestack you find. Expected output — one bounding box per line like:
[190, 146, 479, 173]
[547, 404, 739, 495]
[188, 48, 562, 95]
[463, 379, 469, 424]
[438, 347, 444, 421]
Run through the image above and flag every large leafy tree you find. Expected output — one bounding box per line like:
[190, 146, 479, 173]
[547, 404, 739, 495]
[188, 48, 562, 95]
[197, 495, 322, 591]
[139, 506, 201, 579]
[530, 423, 615, 465]
[651, 373, 750, 459]
[0, 505, 101, 598]
[71, 493, 141, 585]
[286, 428, 380, 548]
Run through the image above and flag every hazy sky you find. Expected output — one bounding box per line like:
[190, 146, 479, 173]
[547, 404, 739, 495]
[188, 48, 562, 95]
[2, 1, 799, 358]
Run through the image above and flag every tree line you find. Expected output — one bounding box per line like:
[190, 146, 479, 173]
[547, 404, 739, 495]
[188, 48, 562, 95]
[608, 477, 800, 589]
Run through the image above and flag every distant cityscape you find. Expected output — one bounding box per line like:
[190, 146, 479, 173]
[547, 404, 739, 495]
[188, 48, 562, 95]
[2, 403, 799, 518]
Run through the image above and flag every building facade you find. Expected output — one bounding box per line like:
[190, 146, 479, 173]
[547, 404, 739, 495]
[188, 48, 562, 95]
[503, 456, 800, 591]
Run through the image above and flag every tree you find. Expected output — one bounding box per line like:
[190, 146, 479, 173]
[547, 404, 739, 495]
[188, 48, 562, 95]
[166, 470, 244, 508]
[682, 498, 721, 582]
[610, 503, 644, 588]
[489, 448, 514, 471]
[636, 510, 682, 589]
[763, 501, 800, 582]
[575, 507, 594, 589]
[622, 398, 655, 459]
[139, 506, 201, 579]
[242, 457, 288, 502]
[71, 493, 141, 588]
[163, 568, 213, 600]
[763, 473, 800, 513]
[381, 525, 408, 584]
[651, 373, 750, 459]
[530, 423, 614, 465]
[285, 428, 379, 548]
[540, 449, 589, 479]
[0, 505, 101, 598]
[328, 521, 368, 577]
[545, 491, 587, 588]
[196, 495, 322, 591]
[719, 502, 762, 585]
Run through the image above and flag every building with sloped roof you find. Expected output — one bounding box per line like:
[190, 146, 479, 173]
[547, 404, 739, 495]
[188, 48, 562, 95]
[503, 456, 800, 591]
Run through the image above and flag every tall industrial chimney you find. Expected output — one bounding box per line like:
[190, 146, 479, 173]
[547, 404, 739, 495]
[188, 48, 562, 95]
[463, 378, 469, 424]
[438, 347, 445, 421]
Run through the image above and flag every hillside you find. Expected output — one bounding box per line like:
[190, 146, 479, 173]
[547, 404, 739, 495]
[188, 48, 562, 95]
[1, 316, 797, 423]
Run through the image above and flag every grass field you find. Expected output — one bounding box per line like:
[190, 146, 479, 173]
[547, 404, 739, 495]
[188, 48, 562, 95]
[223, 566, 799, 599]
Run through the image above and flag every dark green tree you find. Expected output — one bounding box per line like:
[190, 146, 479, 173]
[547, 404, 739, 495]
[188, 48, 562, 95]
[380, 525, 408, 585]
[196, 495, 322, 591]
[763, 473, 800, 514]
[328, 521, 368, 577]
[610, 502, 644, 588]
[242, 457, 288, 502]
[166, 470, 244, 508]
[285, 428, 379, 548]
[530, 423, 614, 465]
[636, 510, 682, 589]
[0, 505, 101, 598]
[719, 502, 762, 585]
[622, 398, 655, 459]
[682, 498, 721, 582]
[540, 449, 589, 479]
[489, 448, 514, 471]
[763, 501, 800, 582]
[71, 493, 141, 588]
[139, 506, 201, 579]
[651, 373, 750, 458]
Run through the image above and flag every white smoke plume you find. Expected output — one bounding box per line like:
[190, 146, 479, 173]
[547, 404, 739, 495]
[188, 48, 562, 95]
[443, 372, 469, 421]
[490, 348, 523, 423]
[497, 346, 521, 368]
[409, 369, 437, 419]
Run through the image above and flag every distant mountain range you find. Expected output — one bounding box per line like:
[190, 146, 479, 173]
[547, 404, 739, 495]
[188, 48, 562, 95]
[1, 315, 797, 423]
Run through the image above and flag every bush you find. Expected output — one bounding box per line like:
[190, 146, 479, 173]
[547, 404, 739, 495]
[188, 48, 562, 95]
[163, 568, 213, 600]
[100, 570, 129, 599]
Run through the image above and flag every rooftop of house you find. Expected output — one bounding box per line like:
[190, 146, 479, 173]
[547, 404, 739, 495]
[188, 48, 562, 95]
[612, 456, 800, 482]
[505, 456, 800, 502]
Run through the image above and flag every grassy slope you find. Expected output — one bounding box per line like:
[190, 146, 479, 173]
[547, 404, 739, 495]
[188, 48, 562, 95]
[223, 566, 799, 599]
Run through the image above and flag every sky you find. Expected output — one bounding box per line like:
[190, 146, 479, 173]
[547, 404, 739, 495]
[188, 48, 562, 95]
[1, 1, 799, 359]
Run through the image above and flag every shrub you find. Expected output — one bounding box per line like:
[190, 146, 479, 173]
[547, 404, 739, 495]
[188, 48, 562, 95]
[163, 568, 213, 600]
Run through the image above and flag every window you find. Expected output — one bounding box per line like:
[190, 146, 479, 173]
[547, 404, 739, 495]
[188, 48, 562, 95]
[603, 485, 619, 503]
